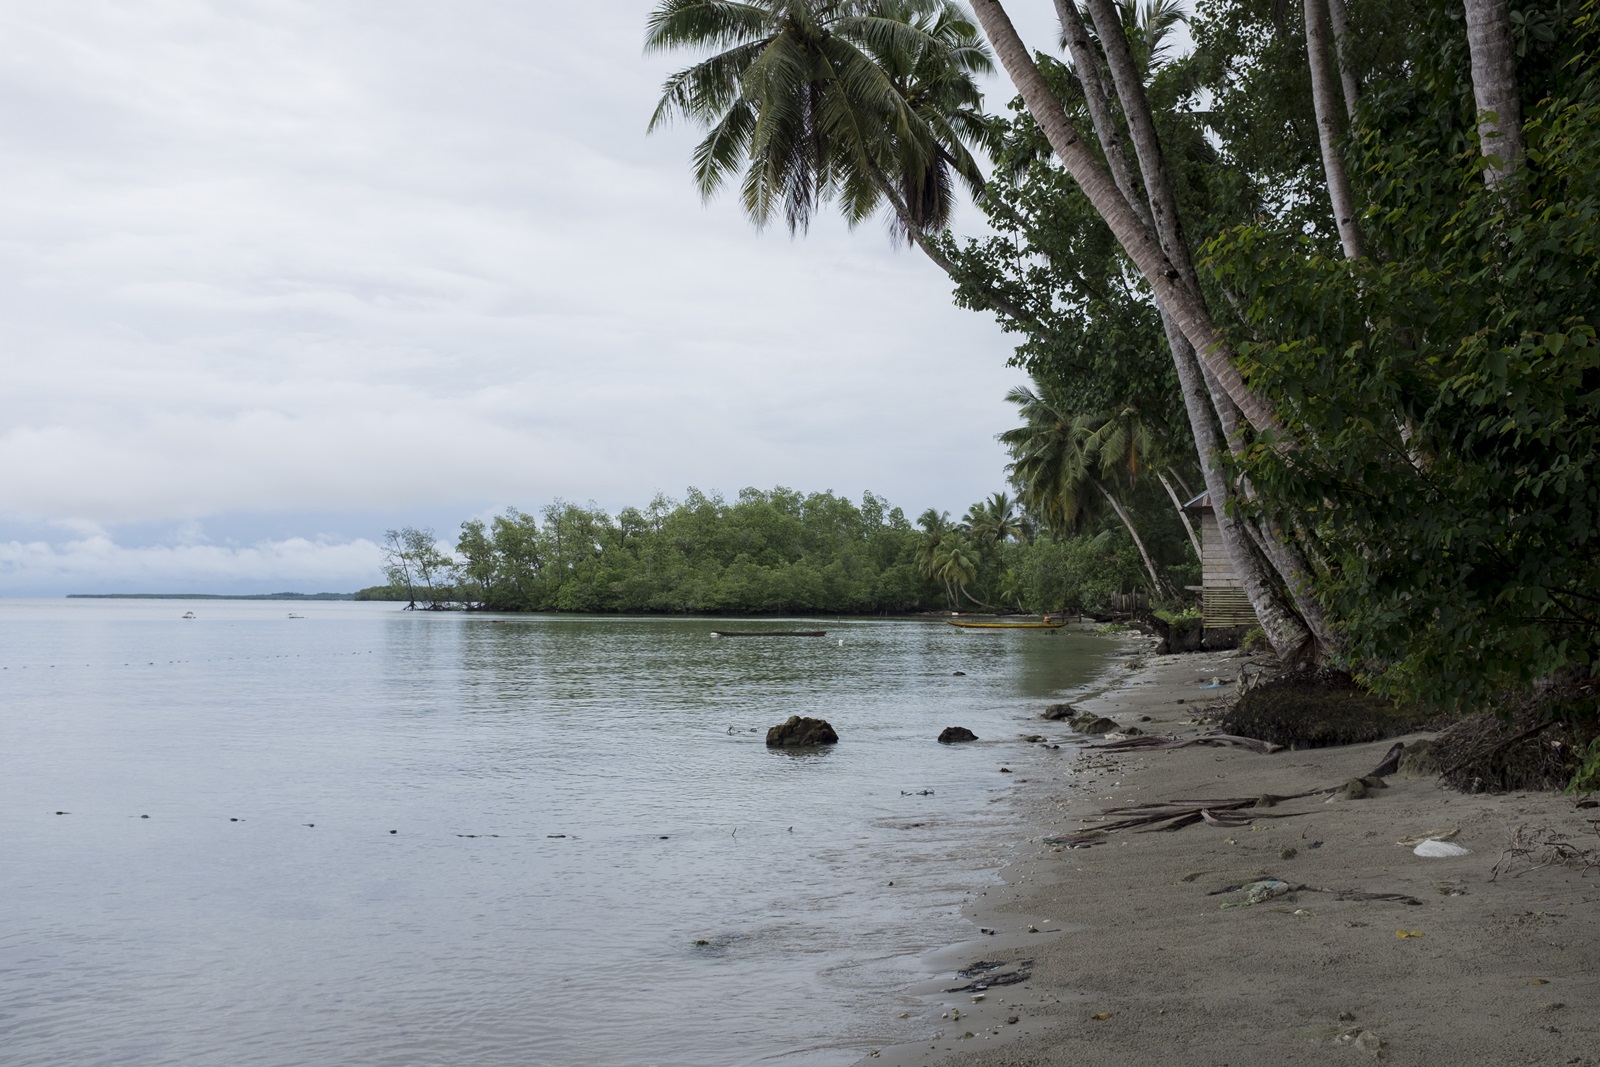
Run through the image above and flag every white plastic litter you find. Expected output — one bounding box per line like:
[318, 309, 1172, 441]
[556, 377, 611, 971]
[1413, 839, 1472, 857]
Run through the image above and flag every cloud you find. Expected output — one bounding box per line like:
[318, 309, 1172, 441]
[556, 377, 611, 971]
[0, 1, 1071, 591]
[0, 531, 384, 596]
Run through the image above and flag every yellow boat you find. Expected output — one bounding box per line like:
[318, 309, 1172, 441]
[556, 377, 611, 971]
[946, 618, 1068, 630]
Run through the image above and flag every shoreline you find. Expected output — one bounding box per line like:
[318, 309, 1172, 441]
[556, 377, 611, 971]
[859, 646, 1600, 1066]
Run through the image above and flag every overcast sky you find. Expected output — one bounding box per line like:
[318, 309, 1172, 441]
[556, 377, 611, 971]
[0, 1, 1070, 596]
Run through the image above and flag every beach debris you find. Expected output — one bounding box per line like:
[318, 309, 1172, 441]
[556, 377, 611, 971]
[901, 789, 935, 796]
[1219, 879, 1293, 908]
[1074, 716, 1121, 736]
[1396, 929, 1425, 938]
[1414, 839, 1472, 858]
[952, 671, 966, 676]
[971, 993, 986, 1002]
[938, 727, 978, 744]
[1090, 1012, 1112, 1021]
[1085, 732, 1283, 755]
[1007, 1015, 1019, 1024]
[1022, 734, 1045, 742]
[1368, 741, 1406, 778]
[547, 833, 566, 838]
[945, 960, 1032, 993]
[1489, 823, 1599, 880]
[765, 716, 838, 747]
[1280, 846, 1299, 860]
[1333, 1028, 1385, 1058]
[1332, 778, 1369, 801]
[999, 767, 1012, 773]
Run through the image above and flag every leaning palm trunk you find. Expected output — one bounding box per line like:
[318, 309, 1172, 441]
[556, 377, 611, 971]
[1326, 0, 1361, 121]
[1304, 0, 1365, 259]
[1164, 316, 1314, 659]
[970, 0, 1285, 441]
[1156, 470, 1204, 563]
[1039, 0, 1323, 656]
[1092, 478, 1173, 599]
[1463, 0, 1524, 188]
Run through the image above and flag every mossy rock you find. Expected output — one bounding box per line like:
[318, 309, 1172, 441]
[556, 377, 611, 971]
[1221, 668, 1429, 749]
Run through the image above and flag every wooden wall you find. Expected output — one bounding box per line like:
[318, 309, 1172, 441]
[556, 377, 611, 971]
[1199, 511, 1259, 628]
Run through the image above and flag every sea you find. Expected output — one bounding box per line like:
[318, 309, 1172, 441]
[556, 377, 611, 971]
[0, 599, 1119, 1067]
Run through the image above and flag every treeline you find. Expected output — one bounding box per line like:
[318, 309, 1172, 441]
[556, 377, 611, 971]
[366, 485, 1196, 616]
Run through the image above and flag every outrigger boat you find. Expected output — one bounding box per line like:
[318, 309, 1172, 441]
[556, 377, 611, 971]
[711, 630, 827, 637]
[947, 617, 1068, 630]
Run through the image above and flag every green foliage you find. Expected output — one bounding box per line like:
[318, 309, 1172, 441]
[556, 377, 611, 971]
[645, 0, 994, 237]
[451, 488, 933, 614]
[1566, 737, 1600, 795]
[353, 584, 409, 601]
[1200, 0, 1600, 707]
[1239, 626, 1269, 652]
[1007, 532, 1150, 614]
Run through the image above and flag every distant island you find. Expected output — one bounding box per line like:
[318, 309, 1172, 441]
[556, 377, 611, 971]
[67, 592, 358, 601]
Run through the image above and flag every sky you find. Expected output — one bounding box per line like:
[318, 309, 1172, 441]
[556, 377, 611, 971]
[0, 1, 1070, 596]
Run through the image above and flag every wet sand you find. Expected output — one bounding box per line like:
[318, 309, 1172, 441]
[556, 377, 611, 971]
[862, 645, 1600, 1066]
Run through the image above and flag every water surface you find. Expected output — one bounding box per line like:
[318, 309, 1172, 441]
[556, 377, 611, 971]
[1, 601, 1115, 1066]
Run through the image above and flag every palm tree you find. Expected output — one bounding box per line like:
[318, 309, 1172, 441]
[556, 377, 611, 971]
[1000, 384, 1174, 598]
[934, 531, 983, 607]
[646, 1, 996, 271]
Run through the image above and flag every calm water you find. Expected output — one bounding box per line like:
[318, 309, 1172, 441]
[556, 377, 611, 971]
[0, 600, 1116, 1067]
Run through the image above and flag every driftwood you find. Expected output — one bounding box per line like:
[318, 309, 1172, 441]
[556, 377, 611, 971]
[1085, 732, 1284, 755]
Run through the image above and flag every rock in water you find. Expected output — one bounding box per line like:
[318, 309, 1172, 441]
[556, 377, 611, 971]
[766, 716, 839, 747]
[1041, 702, 1078, 720]
[938, 726, 978, 744]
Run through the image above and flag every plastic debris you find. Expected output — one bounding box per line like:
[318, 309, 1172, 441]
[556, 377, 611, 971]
[1414, 839, 1472, 857]
[1395, 929, 1425, 938]
[1090, 1012, 1111, 1021]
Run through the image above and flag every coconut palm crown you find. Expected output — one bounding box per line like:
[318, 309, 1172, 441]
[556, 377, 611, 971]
[645, 0, 995, 240]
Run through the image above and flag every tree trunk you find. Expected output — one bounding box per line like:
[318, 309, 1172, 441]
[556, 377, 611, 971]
[1463, 0, 1524, 188]
[1164, 312, 1314, 659]
[1326, 0, 1361, 122]
[1304, 0, 1365, 259]
[970, 0, 1286, 440]
[1093, 478, 1173, 599]
[1054, 0, 1146, 218]
[1157, 469, 1204, 563]
[1082, 0, 1199, 285]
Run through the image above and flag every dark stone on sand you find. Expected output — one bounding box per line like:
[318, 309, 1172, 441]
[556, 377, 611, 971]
[1041, 702, 1078, 720]
[766, 715, 839, 747]
[1074, 716, 1120, 736]
[939, 726, 979, 744]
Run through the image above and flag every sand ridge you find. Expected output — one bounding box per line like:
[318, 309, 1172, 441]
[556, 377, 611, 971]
[862, 647, 1600, 1067]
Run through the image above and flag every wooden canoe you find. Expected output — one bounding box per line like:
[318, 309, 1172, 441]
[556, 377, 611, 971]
[946, 619, 1068, 630]
[711, 630, 828, 637]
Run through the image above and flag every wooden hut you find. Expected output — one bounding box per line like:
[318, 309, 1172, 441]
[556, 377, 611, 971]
[1181, 492, 1259, 629]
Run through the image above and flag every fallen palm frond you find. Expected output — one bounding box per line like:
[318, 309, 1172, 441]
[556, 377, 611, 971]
[1207, 880, 1424, 907]
[1489, 822, 1600, 881]
[1082, 789, 1330, 834]
[1084, 732, 1284, 755]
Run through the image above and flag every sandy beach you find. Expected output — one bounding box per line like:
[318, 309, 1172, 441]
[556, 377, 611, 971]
[864, 642, 1600, 1067]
